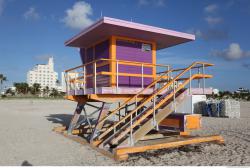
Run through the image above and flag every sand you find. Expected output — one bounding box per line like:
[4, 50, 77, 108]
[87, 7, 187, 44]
[0, 99, 249, 166]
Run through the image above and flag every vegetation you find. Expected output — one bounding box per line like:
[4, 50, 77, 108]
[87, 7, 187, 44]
[14, 82, 29, 94]
[208, 90, 250, 101]
[0, 74, 7, 93]
[1, 82, 64, 99]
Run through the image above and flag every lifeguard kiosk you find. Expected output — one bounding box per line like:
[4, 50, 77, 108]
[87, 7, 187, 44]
[55, 17, 224, 160]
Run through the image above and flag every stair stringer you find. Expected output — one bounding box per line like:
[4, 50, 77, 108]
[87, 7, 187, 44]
[118, 89, 189, 147]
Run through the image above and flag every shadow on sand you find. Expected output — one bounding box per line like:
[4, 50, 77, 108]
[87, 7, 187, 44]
[21, 160, 32, 166]
[45, 114, 73, 126]
[45, 114, 85, 126]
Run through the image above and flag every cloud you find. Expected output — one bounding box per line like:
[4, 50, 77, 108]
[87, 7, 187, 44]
[212, 43, 250, 60]
[204, 4, 218, 13]
[138, 0, 166, 7]
[0, 0, 4, 16]
[205, 16, 223, 25]
[23, 7, 40, 20]
[62, 1, 94, 30]
[187, 28, 228, 41]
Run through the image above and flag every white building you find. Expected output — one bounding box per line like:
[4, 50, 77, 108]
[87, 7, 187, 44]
[61, 72, 79, 92]
[27, 57, 58, 89]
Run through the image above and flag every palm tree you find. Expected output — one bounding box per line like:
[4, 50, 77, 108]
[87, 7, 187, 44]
[0, 74, 7, 93]
[30, 83, 41, 95]
[14, 82, 29, 94]
[50, 88, 59, 98]
[43, 86, 50, 97]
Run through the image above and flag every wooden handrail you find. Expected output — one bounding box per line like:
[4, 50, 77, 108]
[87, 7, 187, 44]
[65, 58, 171, 72]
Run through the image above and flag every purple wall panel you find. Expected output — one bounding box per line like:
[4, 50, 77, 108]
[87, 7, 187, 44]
[116, 39, 153, 87]
[86, 47, 94, 88]
[116, 40, 152, 62]
[80, 40, 110, 88]
[95, 40, 110, 87]
[95, 40, 109, 59]
[80, 48, 85, 64]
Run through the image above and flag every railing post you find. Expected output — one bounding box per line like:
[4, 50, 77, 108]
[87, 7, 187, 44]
[116, 61, 119, 94]
[153, 83, 159, 130]
[135, 96, 138, 116]
[167, 65, 170, 82]
[173, 80, 176, 113]
[202, 64, 205, 94]
[153, 93, 156, 126]
[189, 69, 192, 94]
[64, 72, 68, 95]
[74, 72, 77, 95]
[83, 65, 86, 94]
[118, 102, 121, 121]
[141, 64, 144, 89]
[93, 62, 96, 94]
[130, 114, 134, 146]
[198, 67, 201, 88]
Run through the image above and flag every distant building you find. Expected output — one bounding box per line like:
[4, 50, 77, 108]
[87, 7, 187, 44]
[27, 57, 58, 88]
[235, 87, 249, 94]
[61, 72, 79, 92]
[213, 88, 219, 95]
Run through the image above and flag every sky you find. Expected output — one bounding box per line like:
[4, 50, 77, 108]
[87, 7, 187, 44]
[0, 0, 250, 91]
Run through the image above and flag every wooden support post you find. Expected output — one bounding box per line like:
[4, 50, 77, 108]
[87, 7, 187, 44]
[202, 64, 205, 94]
[83, 106, 93, 134]
[83, 65, 86, 94]
[67, 103, 85, 134]
[93, 62, 97, 94]
[90, 102, 111, 143]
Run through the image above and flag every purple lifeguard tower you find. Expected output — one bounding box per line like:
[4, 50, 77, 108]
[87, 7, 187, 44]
[55, 17, 224, 160]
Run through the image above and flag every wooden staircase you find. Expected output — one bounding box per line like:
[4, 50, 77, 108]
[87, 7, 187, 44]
[92, 62, 214, 149]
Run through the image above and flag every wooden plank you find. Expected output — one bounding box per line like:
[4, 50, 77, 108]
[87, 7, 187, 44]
[140, 134, 165, 141]
[100, 71, 154, 78]
[115, 135, 224, 156]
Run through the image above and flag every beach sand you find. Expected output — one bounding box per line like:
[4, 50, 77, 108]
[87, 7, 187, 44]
[0, 100, 249, 166]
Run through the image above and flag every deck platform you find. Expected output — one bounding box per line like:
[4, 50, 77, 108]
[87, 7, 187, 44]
[67, 87, 213, 96]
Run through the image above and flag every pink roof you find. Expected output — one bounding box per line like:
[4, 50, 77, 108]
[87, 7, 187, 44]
[65, 17, 195, 50]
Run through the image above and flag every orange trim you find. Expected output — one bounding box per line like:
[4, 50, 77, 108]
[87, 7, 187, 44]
[100, 71, 154, 78]
[186, 115, 201, 130]
[160, 118, 180, 128]
[109, 36, 116, 87]
[180, 131, 190, 136]
[152, 42, 156, 80]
